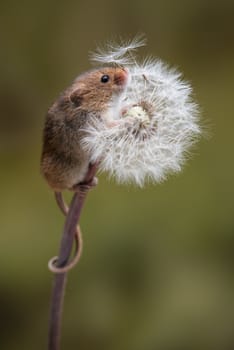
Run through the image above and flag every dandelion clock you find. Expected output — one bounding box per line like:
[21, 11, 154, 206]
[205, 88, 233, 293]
[83, 38, 201, 186]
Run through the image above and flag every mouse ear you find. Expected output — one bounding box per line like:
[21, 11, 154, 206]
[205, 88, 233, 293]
[70, 89, 83, 107]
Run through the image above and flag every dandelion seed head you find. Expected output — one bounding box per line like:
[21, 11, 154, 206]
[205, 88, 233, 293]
[82, 40, 201, 186]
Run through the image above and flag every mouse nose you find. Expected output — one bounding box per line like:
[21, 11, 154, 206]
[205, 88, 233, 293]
[114, 68, 129, 86]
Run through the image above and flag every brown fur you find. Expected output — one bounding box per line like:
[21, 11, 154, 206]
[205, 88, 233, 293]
[41, 67, 128, 191]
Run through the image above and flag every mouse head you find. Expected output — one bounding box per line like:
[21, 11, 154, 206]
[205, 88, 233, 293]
[69, 67, 129, 113]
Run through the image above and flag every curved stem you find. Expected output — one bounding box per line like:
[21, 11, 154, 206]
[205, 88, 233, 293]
[48, 163, 98, 350]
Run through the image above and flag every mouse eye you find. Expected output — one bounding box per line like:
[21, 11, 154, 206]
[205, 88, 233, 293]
[101, 75, 110, 83]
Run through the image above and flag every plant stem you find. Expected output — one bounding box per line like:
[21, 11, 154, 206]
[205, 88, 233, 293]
[48, 273, 67, 350]
[48, 164, 98, 350]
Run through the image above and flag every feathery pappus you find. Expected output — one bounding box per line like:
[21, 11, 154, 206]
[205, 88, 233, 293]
[82, 37, 201, 186]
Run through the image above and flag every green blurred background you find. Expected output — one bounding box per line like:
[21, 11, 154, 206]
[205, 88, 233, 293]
[1, 0, 234, 349]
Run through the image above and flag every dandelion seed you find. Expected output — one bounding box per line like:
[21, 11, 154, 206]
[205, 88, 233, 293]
[90, 35, 146, 66]
[83, 42, 201, 187]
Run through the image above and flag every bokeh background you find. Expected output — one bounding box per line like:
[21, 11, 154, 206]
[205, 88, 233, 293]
[1, 0, 234, 349]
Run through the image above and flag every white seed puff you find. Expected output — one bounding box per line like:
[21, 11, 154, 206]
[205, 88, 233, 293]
[82, 39, 201, 186]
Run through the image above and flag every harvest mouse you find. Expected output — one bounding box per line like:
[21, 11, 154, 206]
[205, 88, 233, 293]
[41, 66, 129, 192]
